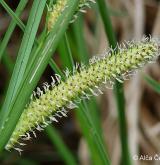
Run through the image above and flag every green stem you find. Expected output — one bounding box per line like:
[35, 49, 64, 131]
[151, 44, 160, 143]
[97, 0, 117, 47]
[58, 32, 110, 164]
[80, 101, 110, 165]
[58, 33, 74, 70]
[72, 15, 89, 63]
[49, 59, 65, 81]
[45, 126, 77, 165]
[97, 0, 131, 164]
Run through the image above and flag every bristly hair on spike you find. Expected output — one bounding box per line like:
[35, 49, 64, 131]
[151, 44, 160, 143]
[5, 37, 160, 153]
[70, 0, 96, 23]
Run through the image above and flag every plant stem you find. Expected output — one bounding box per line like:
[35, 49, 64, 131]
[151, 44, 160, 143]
[97, 0, 131, 164]
[45, 126, 77, 165]
[57, 32, 110, 164]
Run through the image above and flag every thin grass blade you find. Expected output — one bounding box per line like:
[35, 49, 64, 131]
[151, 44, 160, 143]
[0, 0, 27, 61]
[144, 74, 160, 94]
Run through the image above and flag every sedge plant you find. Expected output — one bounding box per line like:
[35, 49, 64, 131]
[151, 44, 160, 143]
[0, 1, 160, 165]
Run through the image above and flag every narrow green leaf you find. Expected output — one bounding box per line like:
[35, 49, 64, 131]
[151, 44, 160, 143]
[58, 33, 74, 70]
[72, 15, 89, 63]
[49, 59, 65, 81]
[0, 0, 46, 149]
[144, 74, 160, 94]
[0, 0, 25, 31]
[0, 0, 27, 61]
[0, 0, 79, 151]
[0, 0, 46, 127]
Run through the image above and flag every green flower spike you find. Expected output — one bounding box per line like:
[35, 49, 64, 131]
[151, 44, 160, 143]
[47, 0, 68, 31]
[47, 0, 96, 31]
[6, 37, 159, 153]
[70, 0, 96, 23]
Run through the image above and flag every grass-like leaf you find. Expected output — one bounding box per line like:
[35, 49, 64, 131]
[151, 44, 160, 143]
[0, 0, 79, 152]
[0, 0, 46, 128]
[144, 74, 160, 94]
[0, 0, 26, 32]
[0, 0, 27, 61]
[0, 0, 46, 150]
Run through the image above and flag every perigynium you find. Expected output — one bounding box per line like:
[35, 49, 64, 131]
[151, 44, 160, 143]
[6, 37, 159, 153]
